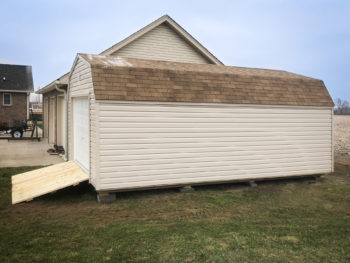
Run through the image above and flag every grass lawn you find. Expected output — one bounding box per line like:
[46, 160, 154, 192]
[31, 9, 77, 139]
[1, 158, 350, 262]
[36, 121, 43, 129]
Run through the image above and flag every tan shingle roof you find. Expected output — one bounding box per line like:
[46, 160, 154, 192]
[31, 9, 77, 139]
[79, 54, 334, 107]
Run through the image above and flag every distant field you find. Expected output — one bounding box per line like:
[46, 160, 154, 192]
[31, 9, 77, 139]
[0, 157, 350, 262]
[334, 115, 350, 155]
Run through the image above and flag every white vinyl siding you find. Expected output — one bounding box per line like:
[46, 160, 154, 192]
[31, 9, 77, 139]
[68, 57, 98, 183]
[93, 101, 332, 191]
[111, 24, 211, 64]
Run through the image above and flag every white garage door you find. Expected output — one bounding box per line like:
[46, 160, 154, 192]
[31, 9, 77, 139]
[73, 97, 89, 172]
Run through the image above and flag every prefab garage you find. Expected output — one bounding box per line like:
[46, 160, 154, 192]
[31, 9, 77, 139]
[68, 54, 334, 197]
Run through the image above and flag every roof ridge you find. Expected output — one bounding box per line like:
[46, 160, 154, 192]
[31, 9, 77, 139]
[280, 70, 319, 81]
[99, 15, 169, 55]
[81, 53, 320, 81]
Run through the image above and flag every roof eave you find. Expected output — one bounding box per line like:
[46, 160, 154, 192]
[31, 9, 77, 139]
[36, 74, 69, 94]
[0, 89, 32, 93]
[36, 81, 67, 94]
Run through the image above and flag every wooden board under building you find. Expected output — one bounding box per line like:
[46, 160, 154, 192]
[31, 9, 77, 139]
[12, 161, 89, 204]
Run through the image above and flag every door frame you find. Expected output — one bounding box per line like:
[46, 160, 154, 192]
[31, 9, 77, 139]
[57, 95, 66, 147]
[43, 97, 49, 138]
[48, 96, 56, 144]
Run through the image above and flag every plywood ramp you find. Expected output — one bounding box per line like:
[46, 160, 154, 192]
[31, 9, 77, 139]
[12, 161, 89, 205]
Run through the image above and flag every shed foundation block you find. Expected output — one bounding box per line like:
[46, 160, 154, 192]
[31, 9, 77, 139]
[179, 185, 195, 192]
[314, 175, 325, 182]
[248, 181, 258, 187]
[97, 192, 116, 203]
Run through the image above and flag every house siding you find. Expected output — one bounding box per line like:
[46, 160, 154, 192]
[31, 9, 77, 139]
[42, 90, 58, 140]
[0, 92, 28, 127]
[42, 89, 67, 145]
[93, 101, 332, 191]
[111, 24, 212, 64]
[43, 97, 49, 138]
[68, 57, 98, 184]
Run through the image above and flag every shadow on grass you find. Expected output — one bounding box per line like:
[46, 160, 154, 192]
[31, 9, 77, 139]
[35, 175, 322, 204]
[36, 182, 96, 204]
[6, 159, 350, 206]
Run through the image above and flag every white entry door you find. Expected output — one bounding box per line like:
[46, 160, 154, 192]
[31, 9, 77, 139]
[73, 97, 89, 172]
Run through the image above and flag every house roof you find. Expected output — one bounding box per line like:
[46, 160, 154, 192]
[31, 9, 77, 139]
[37, 15, 222, 94]
[80, 54, 334, 107]
[0, 64, 34, 92]
[36, 73, 69, 94]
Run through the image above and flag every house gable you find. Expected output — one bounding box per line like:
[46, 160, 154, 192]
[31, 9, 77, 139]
[109, 22, 213, 64]
[102, 15, 223, 65]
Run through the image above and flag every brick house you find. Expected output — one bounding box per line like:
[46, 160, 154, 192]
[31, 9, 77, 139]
[0, 64, 34, 128]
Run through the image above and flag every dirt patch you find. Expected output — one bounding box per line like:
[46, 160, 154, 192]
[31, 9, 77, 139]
[335, 156, 350, 166]
[333, 115, 350, 155]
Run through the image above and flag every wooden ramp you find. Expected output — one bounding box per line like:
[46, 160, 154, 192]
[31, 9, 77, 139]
[12, 161, 89, 204]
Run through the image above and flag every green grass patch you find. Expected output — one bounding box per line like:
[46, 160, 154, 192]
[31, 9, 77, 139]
[1, 162, 350, 262]
[0, 166, 44, 207]
[36, 121, 43, 129]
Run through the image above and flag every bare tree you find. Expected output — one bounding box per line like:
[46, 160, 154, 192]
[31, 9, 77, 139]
[334, 98, 350, 115]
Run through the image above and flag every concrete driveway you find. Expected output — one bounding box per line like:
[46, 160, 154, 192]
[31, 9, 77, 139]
[0, 139, 63, 167]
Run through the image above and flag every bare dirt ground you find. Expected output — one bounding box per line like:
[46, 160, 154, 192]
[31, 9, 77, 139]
[333, 115, 350, 155]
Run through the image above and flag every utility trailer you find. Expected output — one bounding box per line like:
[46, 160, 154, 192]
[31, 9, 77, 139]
[0, 120, 29, 138]
[0, 119, 40, 140]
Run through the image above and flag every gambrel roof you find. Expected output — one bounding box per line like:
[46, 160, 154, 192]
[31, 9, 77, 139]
[79, 54, 334, 107]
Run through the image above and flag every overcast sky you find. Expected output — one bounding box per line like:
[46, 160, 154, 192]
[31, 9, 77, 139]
[1, 0, 349, 101]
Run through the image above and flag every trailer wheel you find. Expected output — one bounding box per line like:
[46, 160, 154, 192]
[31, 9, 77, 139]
[12, 130, 23, 138]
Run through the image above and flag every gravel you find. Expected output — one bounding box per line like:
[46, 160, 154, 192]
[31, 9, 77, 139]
[333, 115, 350, 155]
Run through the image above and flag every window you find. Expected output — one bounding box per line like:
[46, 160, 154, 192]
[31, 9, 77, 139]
[3, 93, 11, 106]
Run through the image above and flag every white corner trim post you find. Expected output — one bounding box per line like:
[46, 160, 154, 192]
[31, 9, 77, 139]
[27, 92, 30, 119]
